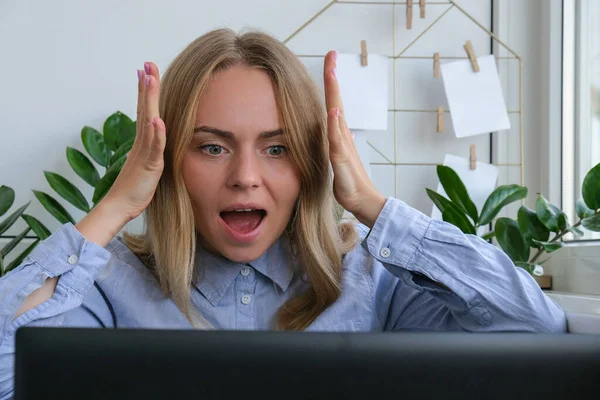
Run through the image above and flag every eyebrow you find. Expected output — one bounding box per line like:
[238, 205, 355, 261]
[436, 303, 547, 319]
[193, 126, 284, 140]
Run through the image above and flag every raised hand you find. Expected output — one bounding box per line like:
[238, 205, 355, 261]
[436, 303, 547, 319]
[323, 51, 386, 228]
[75, 62, 166, 246]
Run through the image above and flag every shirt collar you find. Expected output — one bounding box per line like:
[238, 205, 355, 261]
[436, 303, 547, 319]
[193, 234, 296, 307]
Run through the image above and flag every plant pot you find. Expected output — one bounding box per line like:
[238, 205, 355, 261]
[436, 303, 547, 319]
[534, 275, 552, 290]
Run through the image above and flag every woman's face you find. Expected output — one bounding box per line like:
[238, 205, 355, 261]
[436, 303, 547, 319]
[182, 64, 301, 263]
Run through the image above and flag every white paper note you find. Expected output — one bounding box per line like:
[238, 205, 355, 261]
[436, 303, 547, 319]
[431, 154, 499, 235]
[441, 54, 510, 138]
[336, 53, 388, 131]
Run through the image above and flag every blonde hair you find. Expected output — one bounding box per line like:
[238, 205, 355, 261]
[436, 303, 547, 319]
[124, 28, 358, 330]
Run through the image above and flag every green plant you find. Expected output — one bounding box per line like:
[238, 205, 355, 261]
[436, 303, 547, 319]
[0, 186, 50, 277]
[426, 165, 528, 238]
[426, 162, 600, 275]
[34, 111, 135, 225]
[493, 162, 600, 274]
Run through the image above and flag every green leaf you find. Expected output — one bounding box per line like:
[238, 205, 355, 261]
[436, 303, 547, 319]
[1, 227, 31, 257]
[109, 137, 134, 166]
[557, 213, 569, 231]
[105, 154, 127, 176]
[0, 186, 15, 216]
[514, 261, 535, 274]
[517, 206, 550, 246]
[531, 239, 564, 253]
[568, 226, 585, 238]
[576, 199, 595, 219]
[436, 165, 479, 224]
[581, 213, 600, 231]
[92, 167, 121, 206]
[482, 231, 496, 241]
[0, 202, 29, 236]
[442, 202, 476, 235]
[4, 239, 40, 275]
[582, 162, 600, 210]
[115, 120, 136, 150]
[494, 217, 529, 263]
[426, 188, 452, 214]
[44, 171, 90, 212]
[535, 194, 564, 232]
[21, 214, 51, 240]
[81, 126, 110, 167]
[103, 111, 134, 152]
[92, 153, 127, 206]
[32, 190, 75, 225]
[479, 185, 528, 226]
[66, 147, 100, 187]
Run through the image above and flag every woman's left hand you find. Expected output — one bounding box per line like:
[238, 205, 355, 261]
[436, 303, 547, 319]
[323, 50, 387, 229]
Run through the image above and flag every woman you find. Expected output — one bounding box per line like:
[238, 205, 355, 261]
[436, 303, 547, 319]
[0, 28, 565, 397]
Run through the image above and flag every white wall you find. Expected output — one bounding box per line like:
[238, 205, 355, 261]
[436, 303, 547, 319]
[1, 0, 598, 294]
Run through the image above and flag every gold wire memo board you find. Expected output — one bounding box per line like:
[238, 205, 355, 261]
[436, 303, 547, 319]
[283, 0, 525, 201]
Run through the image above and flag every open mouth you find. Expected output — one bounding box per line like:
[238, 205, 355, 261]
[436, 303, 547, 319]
[219, 208, 267, 234]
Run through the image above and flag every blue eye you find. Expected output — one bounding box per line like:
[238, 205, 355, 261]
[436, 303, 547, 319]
[201, 145, 223, 155]
[268, 146, 287, 156]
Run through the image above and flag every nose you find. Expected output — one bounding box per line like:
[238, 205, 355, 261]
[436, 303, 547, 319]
[226, 149, 262, 190]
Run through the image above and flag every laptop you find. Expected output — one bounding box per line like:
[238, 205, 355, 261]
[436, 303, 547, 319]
[14, 327, 600, 400]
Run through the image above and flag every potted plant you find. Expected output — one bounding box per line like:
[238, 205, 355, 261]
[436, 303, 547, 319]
[426, 162, 600, 289]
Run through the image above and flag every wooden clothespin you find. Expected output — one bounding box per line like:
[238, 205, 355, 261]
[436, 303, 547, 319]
[469, 144, 477, 170]
[463, 40, 480, 72]
[360, 40, 368, 66]
[407, 0, 413, 30]
[433, 52, 440, 78]
[437, 107, 444, 133]
[420, 0, 426, 18]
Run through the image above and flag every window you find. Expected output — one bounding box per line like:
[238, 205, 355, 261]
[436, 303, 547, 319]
[563, 0, 600, 241]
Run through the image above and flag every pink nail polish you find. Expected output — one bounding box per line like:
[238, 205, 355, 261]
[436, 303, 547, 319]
[144, 62, 150, 74]
[145, 75, 150, 87]
[333, 51, 338, 61]
[151, 117, 157, 127]
[335, 108, 340, 118]
[137, 69, 142, 81]
[332, 68, 337, 79]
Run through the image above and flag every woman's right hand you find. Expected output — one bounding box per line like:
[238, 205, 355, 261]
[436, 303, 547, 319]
[75, 62, 166, 247]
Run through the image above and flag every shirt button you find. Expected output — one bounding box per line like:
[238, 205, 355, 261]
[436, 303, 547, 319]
[241, 267, 252, 277]
[67, 255, 79, 265]
[380, 247, 391, 258]
[241, 295, 252, 305]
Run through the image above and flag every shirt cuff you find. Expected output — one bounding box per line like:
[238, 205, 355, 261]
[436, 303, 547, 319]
[361, 197, 430, 267]
[27, 223, 112, 293]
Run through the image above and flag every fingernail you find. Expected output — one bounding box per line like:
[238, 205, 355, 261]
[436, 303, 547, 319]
[144, 62, 150, 74]
[352, 133, 355, 140]
[137, 69, 142, 81]
[332, 68, 337, 79]
[151, 117, 157, 127]
[145, 75, 150, 87]
[333, 51, 338, 61]
[335, 108, 340, 118]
